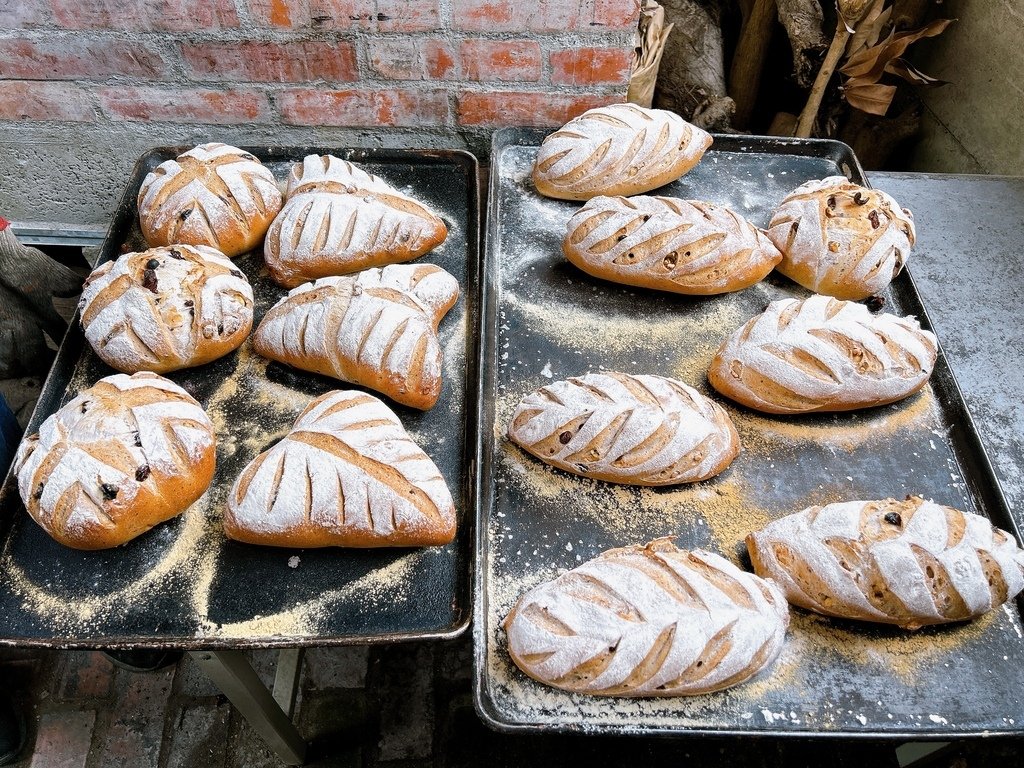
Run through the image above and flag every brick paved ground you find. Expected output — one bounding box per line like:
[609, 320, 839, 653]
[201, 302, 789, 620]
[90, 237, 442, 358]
[0, 640, 1020, 768]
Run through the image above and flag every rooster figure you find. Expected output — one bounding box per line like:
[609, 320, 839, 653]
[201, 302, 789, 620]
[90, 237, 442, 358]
[0, 216, 84, 377]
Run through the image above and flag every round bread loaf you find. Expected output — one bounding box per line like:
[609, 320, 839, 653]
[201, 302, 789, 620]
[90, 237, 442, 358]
[137, 143, 283, 257]
[507, 372, 739, 486]
[532, 104, 712, 201]
[766, 176, 916, 300]
[747, 497, 1024, 629]
[79, 244, 254, 374]
[14, 372, 216, 550]
[563, 195, 782, 295]
[708, 295, 937, 414]
[263, 154, 448, 288]
[504, 538, 789, 696]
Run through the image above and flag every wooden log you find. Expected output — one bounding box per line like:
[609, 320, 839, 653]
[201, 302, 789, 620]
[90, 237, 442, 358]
[777, 0, 828, 88]
[729, 0, 778, 130]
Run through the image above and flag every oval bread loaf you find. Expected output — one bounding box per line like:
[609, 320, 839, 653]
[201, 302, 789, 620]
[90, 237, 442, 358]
[507, 372, 739, 486]
[79, 245, 254, 374]
[532, 104, 712, 201]
[137, 143, 282, 258]
[766, 176, 916, 300]
[504, 537, 789, 696]
[263, 154, 448, 288]
[746, 497, 1024, 629]
[224, 390, 456, 548]
[708, 295, 937, 414]
[253, 263, 459, 410]
[14, 372, 216, 550]
[563, 195, 782, 295]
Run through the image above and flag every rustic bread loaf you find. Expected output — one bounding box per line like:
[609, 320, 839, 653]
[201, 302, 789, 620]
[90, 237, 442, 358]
[766, 176, 916, 300]
[224, 390, 456, 548]
[79, 245, 253, 374]
[253, 263, 459, 410]
[263, 154, 448, 288]
[137, 143, 282, 258]
[747, 497, 1024, 629]
[708, 295, 937, 414]
[14, 372, 216, 550]
[532, 104, 712, 201]
[504, 537, 789, 696]
[507, 372, 739, 486]
[563, 195, 782, 295]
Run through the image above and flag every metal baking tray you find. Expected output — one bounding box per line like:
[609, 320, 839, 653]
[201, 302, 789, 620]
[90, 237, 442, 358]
[473, 128, 1024, 737]
[0, 146, 479, 649]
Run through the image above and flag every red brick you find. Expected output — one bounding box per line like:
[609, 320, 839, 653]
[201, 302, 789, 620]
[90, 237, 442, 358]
[0, 37, 168, 80]
[0, 81, 96, 121]
[455, 0, 583, 32]
[182, 41, 357, 83]
[551, 46, 633, 85]
[50, 0, 240, 31]
[457, 90, 613, 127]
[100, 87, 270, 123]
[280, 88, 450, 127]
[54, 651, 114, 700]
[460, 39, 542, 83]
[98, 666, 174, 768]
[365, 38, 457, 81]
[30, 710, 96, 768]
[0, 0, 50, 28]
[592, 0, 641, 29]
[255, 0, 440, 31]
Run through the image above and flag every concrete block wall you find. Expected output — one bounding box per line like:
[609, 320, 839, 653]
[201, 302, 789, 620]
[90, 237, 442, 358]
[0, 0, 638, 228]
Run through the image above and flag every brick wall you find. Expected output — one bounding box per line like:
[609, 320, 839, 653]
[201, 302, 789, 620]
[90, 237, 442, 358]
[0, 0, 638, 228]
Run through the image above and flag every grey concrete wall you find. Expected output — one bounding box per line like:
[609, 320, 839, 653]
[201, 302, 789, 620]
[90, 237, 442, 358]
[908, 0, 1024, 174]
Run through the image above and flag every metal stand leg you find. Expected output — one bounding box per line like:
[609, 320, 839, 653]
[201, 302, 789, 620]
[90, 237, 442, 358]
[272, 648, 305, 719]
[190, 649, 307, 766]
[895, 741, 954, 767]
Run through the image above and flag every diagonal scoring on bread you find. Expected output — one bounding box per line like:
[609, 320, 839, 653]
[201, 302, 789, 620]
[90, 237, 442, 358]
[263, 154, 448, 287]
[766, 176, 916, 300]
[224, 390, 456, 548]
[532, 104, 713, 201]
[564, 195, 782, 295]
[503, 538, 789, 696]
[79, 244, 254, 374]
[747, 497, 1024, 629]
[507, 372, 739, 486]
[708, 295, 937, 414]
[138, 143, 282, 257]
[253, 263, 459, 410]
[14, 372, 216, 550]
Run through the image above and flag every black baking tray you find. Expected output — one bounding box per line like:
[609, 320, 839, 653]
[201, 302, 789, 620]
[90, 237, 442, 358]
[473, 128, 1024, 737]
[0, 146, 479, 649]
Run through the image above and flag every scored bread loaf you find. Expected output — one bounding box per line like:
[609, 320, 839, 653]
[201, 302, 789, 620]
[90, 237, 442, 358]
[766, 176, 916, 300]
[747, 497, 1024, 629]
[79, 245, 254, 374]
[14, 372, 216, 550]
[224, 390, 456, 548]
[532, 104, 712, 201]
[507, 372, 739, 486]
[503, 537, 789, 696]
[137, 143, 282, 258]
[263, 154, 448, 288]
[253, 263, 459, 410]
[708, 295, 937, 414]
[563, 195, 782, 295]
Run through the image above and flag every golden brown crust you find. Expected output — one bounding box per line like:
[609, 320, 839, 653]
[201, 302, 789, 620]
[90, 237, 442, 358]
[562, 195, 782, 295]
[13, 373, 216, 550]
[532, 104, 712, 201]
[137, 143, 282, 258]
[223, 390, 456, 548]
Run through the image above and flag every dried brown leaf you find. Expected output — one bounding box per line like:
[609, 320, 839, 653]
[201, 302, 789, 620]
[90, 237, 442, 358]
[843, 82, 898, 115]
[847, 1, 890, 56]
[840, 18, 955, 82]
[884, 58, 949, 87]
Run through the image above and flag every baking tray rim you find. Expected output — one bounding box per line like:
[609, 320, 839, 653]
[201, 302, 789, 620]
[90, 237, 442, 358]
[0, 143, 481, 649]
[472, 127, 1024, 737]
